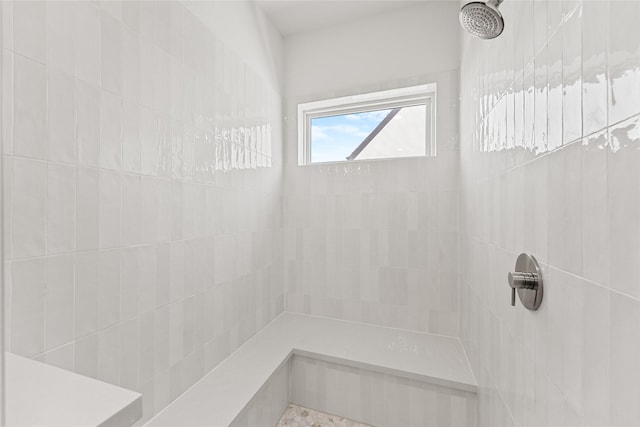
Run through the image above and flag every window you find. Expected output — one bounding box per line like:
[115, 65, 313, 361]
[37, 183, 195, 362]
[297, 84, 436, 165]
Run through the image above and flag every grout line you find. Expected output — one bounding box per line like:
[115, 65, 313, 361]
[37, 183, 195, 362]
[70, 155, 80, 371]
[0, 2, 5, 425]
[460, 236, 640, 304]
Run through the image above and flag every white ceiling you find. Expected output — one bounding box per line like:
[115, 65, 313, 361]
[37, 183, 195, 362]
[255, 0, 430, 36]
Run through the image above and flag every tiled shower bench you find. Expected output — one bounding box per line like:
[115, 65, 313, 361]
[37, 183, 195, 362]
[6, 352, 142, 427]
[146, 313, 478, 427]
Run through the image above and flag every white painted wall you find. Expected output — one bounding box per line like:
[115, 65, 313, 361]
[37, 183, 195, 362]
[284, 2, 460, 98]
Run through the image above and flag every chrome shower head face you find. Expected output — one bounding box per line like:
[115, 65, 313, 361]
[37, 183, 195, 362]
[459, 1, 504, 40]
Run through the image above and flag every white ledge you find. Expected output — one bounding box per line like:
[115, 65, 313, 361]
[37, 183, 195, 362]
[147, 313, 477, 427]
[6, 352, 143, 427]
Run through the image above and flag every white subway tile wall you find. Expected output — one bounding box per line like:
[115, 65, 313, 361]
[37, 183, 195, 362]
[460, 0, 640, 425]
[230, 354, 476, 427]
[229, 360, 290, 427]
[284, 70, 461, 336]
[2, 0, 283, 423]
[290, 355, 476, 427]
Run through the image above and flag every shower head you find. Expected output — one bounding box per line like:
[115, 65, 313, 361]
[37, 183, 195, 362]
[459, 0, 504, 40]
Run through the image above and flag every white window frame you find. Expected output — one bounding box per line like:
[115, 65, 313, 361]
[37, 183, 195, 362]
[297, 83, 437, 165]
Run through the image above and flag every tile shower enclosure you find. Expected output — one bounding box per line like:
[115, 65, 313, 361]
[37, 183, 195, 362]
[2, 0, 639, 426]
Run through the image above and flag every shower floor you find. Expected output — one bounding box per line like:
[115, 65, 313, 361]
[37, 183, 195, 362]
[276, 404, 372, 427]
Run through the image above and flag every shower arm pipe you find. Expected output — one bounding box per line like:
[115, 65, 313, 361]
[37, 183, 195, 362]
[487, 0, 503, 6]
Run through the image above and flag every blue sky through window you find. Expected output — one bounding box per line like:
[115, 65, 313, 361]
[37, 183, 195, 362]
[310, 109, 391, 163]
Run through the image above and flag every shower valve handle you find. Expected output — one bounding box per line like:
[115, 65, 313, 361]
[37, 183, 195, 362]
[507, 254, 544, 310]
[508, 272, 539, 290]
[508, 271, 540, 306]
